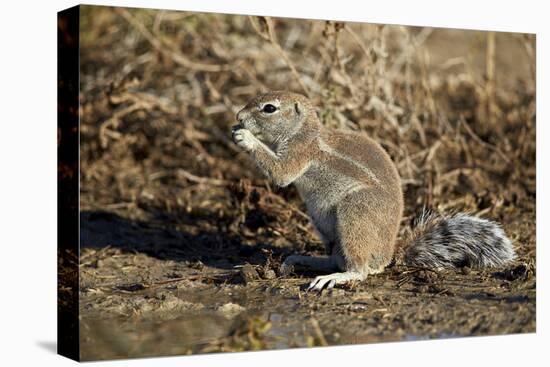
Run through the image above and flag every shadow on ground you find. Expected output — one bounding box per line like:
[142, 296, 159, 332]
[80, 210, 289, 271]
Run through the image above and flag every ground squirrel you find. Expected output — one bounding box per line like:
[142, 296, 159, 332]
[232, 91, 516, 291]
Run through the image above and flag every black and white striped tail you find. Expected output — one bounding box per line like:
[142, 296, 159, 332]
[402, 212, 516, 269]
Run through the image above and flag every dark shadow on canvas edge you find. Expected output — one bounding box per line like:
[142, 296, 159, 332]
[36, 341, 57, 354]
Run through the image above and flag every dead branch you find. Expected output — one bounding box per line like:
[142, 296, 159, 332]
[116, 8, 231, 73]
[459, 117, 510, 163]
[248, 16, 311, 97]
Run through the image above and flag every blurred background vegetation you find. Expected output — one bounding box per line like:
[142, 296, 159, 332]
[80, 5, 535, 259]
[77, 5, 536, 359]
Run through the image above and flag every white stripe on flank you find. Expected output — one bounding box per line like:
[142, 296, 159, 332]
[343, 181, 368, 195]
[318, 138, 380, 185]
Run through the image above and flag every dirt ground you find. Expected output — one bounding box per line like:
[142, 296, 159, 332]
[75, 6, 536, 361]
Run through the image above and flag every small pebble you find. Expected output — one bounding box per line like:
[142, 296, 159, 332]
[263, 269, 276, 279]
[217, 302, 246, 318]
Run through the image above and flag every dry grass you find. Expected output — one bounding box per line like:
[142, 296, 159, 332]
[79, 5, 535, 262]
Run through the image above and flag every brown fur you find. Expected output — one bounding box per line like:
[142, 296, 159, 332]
[233, 91, 403, 280]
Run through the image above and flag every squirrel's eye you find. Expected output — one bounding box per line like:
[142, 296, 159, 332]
[262, 104, 277, 113]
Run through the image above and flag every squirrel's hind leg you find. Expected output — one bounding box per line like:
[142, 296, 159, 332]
[280, 255, 343, 276]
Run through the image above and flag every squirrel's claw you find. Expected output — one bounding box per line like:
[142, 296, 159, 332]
[308, 271, 365, 291]
[308, 275, 335, 291]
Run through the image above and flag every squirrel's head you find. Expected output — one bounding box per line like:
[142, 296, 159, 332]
[236, 91, 317, 145]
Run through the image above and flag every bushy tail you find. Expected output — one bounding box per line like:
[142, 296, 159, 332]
[399, 211, 516, 269]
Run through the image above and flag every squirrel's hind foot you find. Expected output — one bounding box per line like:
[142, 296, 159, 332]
[307, 271, 366, 291]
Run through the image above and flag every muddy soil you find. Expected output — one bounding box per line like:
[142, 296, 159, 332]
[78, 202, 535, 360]
[74, 6, 536, 361]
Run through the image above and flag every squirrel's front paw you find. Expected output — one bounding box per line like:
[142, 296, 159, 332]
[232, 128, 257, 152]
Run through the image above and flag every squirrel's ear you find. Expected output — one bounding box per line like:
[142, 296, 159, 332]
[294, 102, 302, 116]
